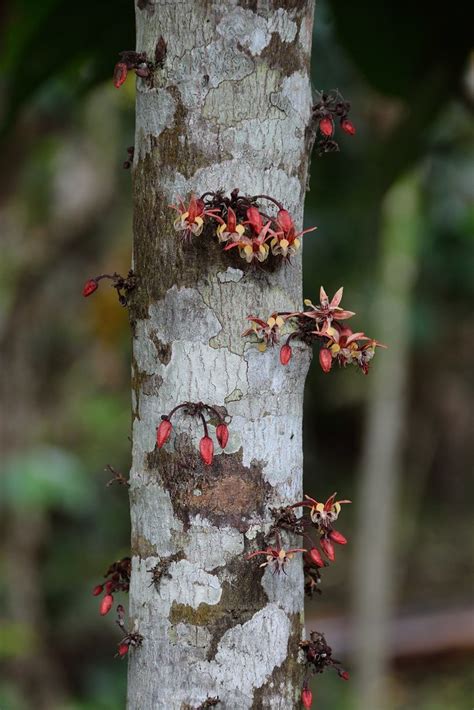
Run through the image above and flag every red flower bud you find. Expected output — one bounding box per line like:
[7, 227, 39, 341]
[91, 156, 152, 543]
[226, 207, 237, 233]
[319, 116, 334, 137]
[277, 209, 294, 233]
[341, 118, 356, 135]
[216, 423, 229, 449]
[307, 547, 324, 568]
[105, 580, 113, 593]
[280, 344, 292, 366]
[113, 62, 128, 88]
[339, 670, 350, 681]
[301, 687, 313, 708]
[100, 594, 114, 616]
[200, 436, 214, 465]
[117, 643, 129, 657]
[246, 206, 263, 233]
[329, 529, 347, 545]
[319, 348, 332, 373]
[320, 536, 335, 561]
[92, 584, 104, 596]
[157, 419, 172, 448]
[82, 279, 98, 297]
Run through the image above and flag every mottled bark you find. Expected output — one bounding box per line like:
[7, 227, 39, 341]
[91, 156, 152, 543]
[128, 2, 315, 708]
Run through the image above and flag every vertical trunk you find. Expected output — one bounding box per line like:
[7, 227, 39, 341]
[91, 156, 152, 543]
[128, 1, 315, 708]
[352, 172, 421, 710]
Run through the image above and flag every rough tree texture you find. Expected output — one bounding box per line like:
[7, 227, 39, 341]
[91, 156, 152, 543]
[128, 2, 315, 708]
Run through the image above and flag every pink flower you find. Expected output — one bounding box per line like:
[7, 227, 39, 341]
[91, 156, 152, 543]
[242, 314, 286, 350]
[216, 207, 245, 243]
[270, 209, 317, 258]
[319, 324, 386, 374]
[170, 194, 220, 241]
[246, 543, 306, 574]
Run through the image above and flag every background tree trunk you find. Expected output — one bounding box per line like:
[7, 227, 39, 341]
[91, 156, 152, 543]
[352, 171, 421, 710]
[128, 1, 315, 708]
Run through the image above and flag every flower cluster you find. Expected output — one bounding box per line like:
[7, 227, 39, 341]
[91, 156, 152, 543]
[115, 604, 143, 659]
[169, 190, 316, 265]
[157, 401, 230, 466]
[299, 631, 349, 708]
[243, 286, 386, 375]
[82, 270, 136, 307]
[312, 89, 355, 156]
[246, 492, 349, 581]
[269, 493, 350, 597]
[92, 557, 131, 616]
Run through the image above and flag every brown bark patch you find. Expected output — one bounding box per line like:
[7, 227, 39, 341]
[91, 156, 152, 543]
[150, 330, 172, 365]
[260, 32, 305, 76]
[146, 438, 269, 532]
[131, 533, 160, 558]
[169, 554, 270, 663]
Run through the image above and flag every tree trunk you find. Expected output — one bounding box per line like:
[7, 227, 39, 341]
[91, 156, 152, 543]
[352, 171, 421, 710]
[128, 2, 315, 708]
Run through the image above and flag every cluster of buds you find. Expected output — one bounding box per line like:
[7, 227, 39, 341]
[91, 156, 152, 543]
[115, 604, 143, 659]
[269, 493, 350, 597]
[92, 557, 131, 616]
[299, 632, 349, 708]
[123, 146, 134, 169]
[243, 286, 385, 375]
[113, 37, 166, 89]
[312, 89, 355, 156]
[156, 401, 230, 466]
[82, 270, 136, 307]
[170, 190, 316, 265]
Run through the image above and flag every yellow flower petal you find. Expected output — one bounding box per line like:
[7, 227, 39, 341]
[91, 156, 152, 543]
[258, 342, 267, 352]
[267, 317, 276, 328]
[275, 316, 284, 328]
[236, 224, 245, 236]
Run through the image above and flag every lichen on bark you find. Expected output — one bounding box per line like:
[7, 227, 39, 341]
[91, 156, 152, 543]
[128, 2, 315, 708]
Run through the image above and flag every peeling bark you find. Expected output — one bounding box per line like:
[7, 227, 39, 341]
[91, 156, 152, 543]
[128, 2, 315, 707]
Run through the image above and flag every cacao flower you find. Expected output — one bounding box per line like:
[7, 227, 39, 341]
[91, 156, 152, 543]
[329, 529, 347, 545]
[216, 423, 229, 449]
[82, 279, 98, 297]
[100, 594, 114, 616]
[319, 116, 334, 137]
[280, 343, 292, 366]
[301, 687, 313, 708]
[200, 436, 214, 465]
[157, 419, 172, 448]
[341, 118, 356, 135]
[320, 536, 335, 561]
[113, 62, 128, 88]
[319, 348, 333, 373]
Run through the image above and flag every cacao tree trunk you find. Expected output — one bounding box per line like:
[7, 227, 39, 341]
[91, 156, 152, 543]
[128, 2, 315, 707]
